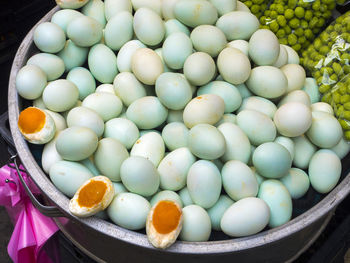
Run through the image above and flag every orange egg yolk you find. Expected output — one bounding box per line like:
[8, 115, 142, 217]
[153, 200, 181, 234]
[18, 107, 46, 134]
[77, 180, 107, 208]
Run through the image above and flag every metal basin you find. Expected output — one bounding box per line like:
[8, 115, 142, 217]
[8, 6, 350, 263]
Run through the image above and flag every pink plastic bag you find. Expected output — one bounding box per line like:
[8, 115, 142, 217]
[0, 164, 59, 263]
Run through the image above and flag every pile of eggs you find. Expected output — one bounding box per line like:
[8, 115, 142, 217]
[15, 0, 350, 248]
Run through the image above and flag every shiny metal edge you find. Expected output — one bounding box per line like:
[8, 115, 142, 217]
[8, 6, 350, 254]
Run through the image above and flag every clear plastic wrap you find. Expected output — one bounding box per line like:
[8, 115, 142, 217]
[301, 11, 350, 139]
[260, 0, 341, 54]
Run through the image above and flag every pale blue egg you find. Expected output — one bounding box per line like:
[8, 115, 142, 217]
[158, 147, 196, 191]
[237, 110, 276, 146]
[187, 160, 222, 208]
[154, 48, 172, 73]
[131, 0, 162, 15]
[179, 205, 211, 241]
[82, 0, 106, 27]
[209, 0, 236, 16]
[112, 182, 128, 196]
[227, 40, 249, 56]
[57, 40, 89, 72]
[104, 12, 133, 51]
[42, 79, 79, 112]
[280, 168, 310, 199]
[188, 124, 226, 160]
[161, 122, 189, 151]
[94, 138, 129, 182]
[238, 96, 277, 119]
[82, 92, 123, 121]
[183, 52, 216, 86]
[67, 67, 96, 100]
[215, 113, 237, 127]
[246, 66, 288, 99]
[27, 53, 65, 81]
[56, 126, 98, 161]
[80, 158, 100, 177]
[274, 136, 294, 160]
[222, 160, 258, 201]
[278, 90, 311, 107]
[120, 156, 160, 197]
[302, 78, 320, 103]
[162, 32, 193, 70]
[190, 25, 227, 57]
[49, 160, 93, 197]
[221, 197, 269, 236]
[178, 187, 193, 206]
[34, 22, 66, 53]
[207, 195, 234, 231]
[16, 65, 47, 100]
[107, 193, 151, 230]
[174, 0, 218, 28]
[56, 0, 89, 9]
[126, 96, 168, 129]
[133, 8, 165, 46]
[104, 118, 139, 149]
[292, 135, 317, 169]
[88, 44, 118, 83]
[113, 72, 146, 106]
[67, 106, 104, 137]
[306, 111, 342, 148]
[236, 83, 252, 99]
[217, 122, 251, 163]
[331, 137, 350, 159]
[167, 109, 183, 123]
[155, 72, 192, 110]
[248, 29, 280, 66]
[67, 16, 103, 47]
[130, 132, 165, 167]
[258, 180, 292, 228]
[165, 19, 190, 37]
[216, 11, 259, 41]
[253, 142, 292, 179]
[309, 149, 341, 194]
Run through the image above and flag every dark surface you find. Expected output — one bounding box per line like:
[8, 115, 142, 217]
[0, 1, 350, 262]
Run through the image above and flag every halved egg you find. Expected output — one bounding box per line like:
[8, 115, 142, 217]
[69, 176, 115, 217]
[146, 200, 183, 249]
[18, 107, 56, 144]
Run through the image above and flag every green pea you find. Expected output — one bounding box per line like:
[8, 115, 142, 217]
[295, 7, 305, 18]
[339, 119, 350, 130]
[284, 9, 294, 19]
[292, 43, 301, 51]
[279, 38, 288, 45]
[304, 10, 313, 21]
[288, 0, 297, 8]
[251, 5, 260, 14]
[301, 20, 308, 29]
[333, 92, 341, 103]
[317, 18, 325, 28]
[299, 36, 306, 44]
[260, 16, 267, 24]
[245, 1, 252, 7]
[310, 17, 319, 29]
[312, 1, 320, 11]
[288, 34, 298, 45]
[276, 29, 286, 38]
[320, 67, 333, 75]
[344, 111, 350, 121]
[284, 25, 292, 34]
[330, 74, 338, 83]
[295, 28, 304, 37]
[339, 84, 347, 95]
[337, 105, 344, 117]
[277, 15, 287, 26]
[270, 10, 278, 19]
[319, 46, 329, 55]
[344, 130, 350, 141]
[269, 20, 279, 32]
[276, 4, 285, 14]
[333, 62, 343, 75]
[319, 84, 331, 93]
[305, 29, 314, 40]
[344, 65, 350, 74]
[341, 95, 350, 104]
[289, 18, 300, 29]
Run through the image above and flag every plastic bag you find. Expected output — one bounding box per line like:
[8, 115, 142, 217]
[301, 11, 350, 139]
[260, 0, 341, 54]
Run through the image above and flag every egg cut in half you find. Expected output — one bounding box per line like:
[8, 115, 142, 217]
[146, 200, 183, 249]
[18, 107, 56, 144]
[69, 176, 115, 217]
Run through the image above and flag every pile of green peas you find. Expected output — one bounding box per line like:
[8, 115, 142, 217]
[239, 0, 270, 18]
[301, 11, 350, 139]
[260, 0, 341, 53]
